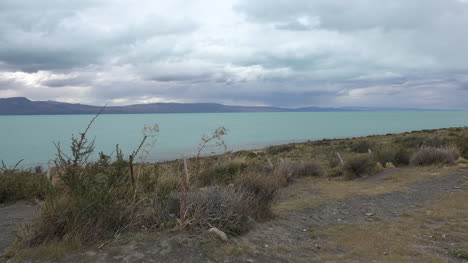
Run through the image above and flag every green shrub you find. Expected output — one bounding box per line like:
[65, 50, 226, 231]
[455, 137, 468, 159]
[344, 155, 374, 179]
[24, 161, 136, 247]
[231, 150, 257, 158]
[374, 147, 411, 167]
[235, 172, 283, 221]
[394, 148, 411, 165]
[327, 167, 344, 178]
[374, 148, 397, 166]
[394, 136, 449, 149]
[410, 147, 460, 166]
[0, 170, 51, 204]
[351, 140, 373, 153]
[326, 152, 340, 168]
[265, 144, 295, 155]
[393, 136, 425, 148]
[197, 158, 248, 186]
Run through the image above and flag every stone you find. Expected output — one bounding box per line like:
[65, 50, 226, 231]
[365, 212, 374, 216]
[208, 227, 228, 241]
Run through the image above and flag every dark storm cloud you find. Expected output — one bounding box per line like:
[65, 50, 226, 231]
[0, 0, 467, 109]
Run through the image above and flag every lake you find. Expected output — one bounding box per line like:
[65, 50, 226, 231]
[1, 111, 467, 168]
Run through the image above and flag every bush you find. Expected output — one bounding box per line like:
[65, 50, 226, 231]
[0, 169, 51, 204]
[326, 152, 340, 168]
[394, 148, 411, 165]
[231, 150, 257, 159]
[410, 147, 460, 166]
[351, 140, 373, 153]
[394, 136, 449, 149]
[374, 147, 411, 167]
[273, 160, 323, 182]
[455, 137, 468, 159]
[344, 155, 374, 179]
[374, 148, 397, 166]
[327, 167, 344, 178]
[265, 144, 295, 155]
[187, 185, 256, 235]
[292, 161, 323, 177]
[235, 172, 284, 220]
[24, 161, 136, 247]
[197, 158, 248, 187]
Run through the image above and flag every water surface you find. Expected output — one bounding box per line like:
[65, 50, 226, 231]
[1, 111, 467, 167]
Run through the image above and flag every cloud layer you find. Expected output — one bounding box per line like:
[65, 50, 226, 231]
[1, 0, 468, 108]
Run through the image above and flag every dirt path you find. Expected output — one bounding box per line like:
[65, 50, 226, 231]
[0, 201, 38, 257]
[243, 172, 467, 249]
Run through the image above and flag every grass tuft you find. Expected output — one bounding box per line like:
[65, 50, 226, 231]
[410, 147, 460, 166]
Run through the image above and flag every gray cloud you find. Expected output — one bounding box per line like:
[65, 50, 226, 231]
[0, 0, 467, 109]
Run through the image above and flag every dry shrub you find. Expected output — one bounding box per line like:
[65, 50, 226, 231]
[235, 172, 284, 220]
[273, 160, 323, 182]
[292, 161, 323, 177]
[344, 155, 374, 179]
[187, 185, 256, 235]
[410, 147, 460, 166]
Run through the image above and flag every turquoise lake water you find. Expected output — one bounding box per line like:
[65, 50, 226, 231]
[1, 111, 467, 167]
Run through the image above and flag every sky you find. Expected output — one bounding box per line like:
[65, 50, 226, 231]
[1, 0, 468, 109]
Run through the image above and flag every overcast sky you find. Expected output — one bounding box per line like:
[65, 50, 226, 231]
[1, 0, 468, 109]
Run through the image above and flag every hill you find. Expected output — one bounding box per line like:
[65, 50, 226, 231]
[0, 97, 425, 115]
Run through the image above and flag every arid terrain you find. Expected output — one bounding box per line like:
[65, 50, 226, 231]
[1, 128, 468, 263]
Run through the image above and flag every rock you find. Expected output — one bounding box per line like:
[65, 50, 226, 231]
[453, 186, 461, 189]
[208, 227, 228, 241]
[385, 162, 396, 169]
[365, 212, 374, 216]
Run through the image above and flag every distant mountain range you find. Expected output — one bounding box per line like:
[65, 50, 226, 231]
[0, 97, 431, 115]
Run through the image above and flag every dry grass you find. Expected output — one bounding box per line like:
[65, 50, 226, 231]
[410, 147, 460, 166]
[312, 190, 468, 262]
[274, 167, 449, 213]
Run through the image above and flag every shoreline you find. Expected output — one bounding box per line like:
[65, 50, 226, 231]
[9, 125, 468, 169]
